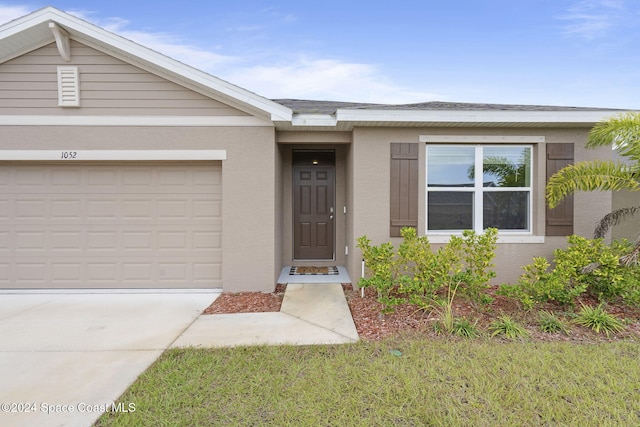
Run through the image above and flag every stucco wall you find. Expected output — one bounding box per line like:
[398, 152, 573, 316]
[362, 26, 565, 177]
[611, 151, 640, 242]
[348, 126, 612, 285]
[0, 125, 277, 292]
[612, 190, 640, 242]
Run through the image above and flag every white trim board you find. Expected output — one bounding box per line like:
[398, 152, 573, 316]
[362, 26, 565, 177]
[420, 135, 545, 143]
[427, 235, 545, 244]
[0, 150, 227, 161]
[0, 115, 272, 127]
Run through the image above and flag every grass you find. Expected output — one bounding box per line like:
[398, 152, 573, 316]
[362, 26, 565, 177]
[96, 339, 640, 426]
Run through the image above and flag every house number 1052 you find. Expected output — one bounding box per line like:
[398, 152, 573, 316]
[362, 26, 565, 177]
[60, 151, 77, 159]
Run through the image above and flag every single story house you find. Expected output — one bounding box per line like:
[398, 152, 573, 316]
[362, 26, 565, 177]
[0, 7, 631, 292]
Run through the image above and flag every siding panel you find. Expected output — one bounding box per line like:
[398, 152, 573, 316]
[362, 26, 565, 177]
[0, 41, 249, 116]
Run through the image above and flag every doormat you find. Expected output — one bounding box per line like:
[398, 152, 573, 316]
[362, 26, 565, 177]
[289, 266, 339, 275]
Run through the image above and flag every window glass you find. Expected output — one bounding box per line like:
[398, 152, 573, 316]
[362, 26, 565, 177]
[482, 147, 531, 187]
[426, 144, 532, 233]
[427, 192, 473, 230]
[483, 191, 529, 230]
[427, 146, 474, 187]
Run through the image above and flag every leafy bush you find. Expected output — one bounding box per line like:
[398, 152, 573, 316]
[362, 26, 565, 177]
[573, 304, 625, 336]
[452, 228, 497, 307]
[396, 227, 460, 310]
[357, 227, 498, 314]
[356, 236, 402, 313]
[498, 235, 640, 309]
[498, 256, 587, 309]
[489, 315, 529, 339]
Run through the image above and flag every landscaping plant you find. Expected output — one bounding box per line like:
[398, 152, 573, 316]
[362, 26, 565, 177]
[357, 227, 498, 314]
[573, 304, 625, 336]
[356, 235, 401, 313]
[498, 235, 640, 309]
[489, 315, 529, 339]
[451, 317, 481, 338]
[538, 310, 570, 335]
[546, 112, 640, 265]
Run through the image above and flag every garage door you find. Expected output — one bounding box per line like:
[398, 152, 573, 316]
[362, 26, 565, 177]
[0, 163, 222, 289]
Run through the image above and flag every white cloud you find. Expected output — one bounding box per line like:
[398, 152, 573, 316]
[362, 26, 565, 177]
[559, 0, 625, 39]
[55, 8, 436, 103]
[223, 57, 442, 103]
[0, 5, 438, 103]
[0, 4, 31, 24]
[61, 9, 240, 70]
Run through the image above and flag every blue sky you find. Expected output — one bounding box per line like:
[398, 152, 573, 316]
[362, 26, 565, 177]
[1, 1, 639, 108]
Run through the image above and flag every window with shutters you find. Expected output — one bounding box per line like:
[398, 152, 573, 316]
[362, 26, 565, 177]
[426, 145, 532, 233]
[57, 66, 80, 107]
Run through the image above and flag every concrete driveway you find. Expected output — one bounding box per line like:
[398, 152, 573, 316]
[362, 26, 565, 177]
[0, 291, 217, 427]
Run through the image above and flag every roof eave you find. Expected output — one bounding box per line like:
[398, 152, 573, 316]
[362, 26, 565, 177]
[276, 109, 627, 130]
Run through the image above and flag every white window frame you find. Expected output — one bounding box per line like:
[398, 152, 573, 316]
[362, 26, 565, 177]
[425, 144, 534, 238]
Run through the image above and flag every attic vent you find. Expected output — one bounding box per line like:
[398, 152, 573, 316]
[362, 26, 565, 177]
[57, 66, 80, 107]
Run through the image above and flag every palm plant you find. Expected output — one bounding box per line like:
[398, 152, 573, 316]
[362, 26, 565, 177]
[546, 112, 640, 265]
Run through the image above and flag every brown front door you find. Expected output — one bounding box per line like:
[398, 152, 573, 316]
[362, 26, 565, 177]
[293, 155, 335, 260]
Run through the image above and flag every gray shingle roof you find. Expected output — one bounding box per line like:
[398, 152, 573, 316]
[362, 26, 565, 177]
[273, 99, 623, 115]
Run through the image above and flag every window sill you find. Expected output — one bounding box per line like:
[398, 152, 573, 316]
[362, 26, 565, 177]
[426, 235, 545, 244]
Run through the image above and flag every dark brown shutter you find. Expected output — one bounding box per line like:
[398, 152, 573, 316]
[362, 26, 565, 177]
[546, 143, 574, 236]
[390, 143, 419, 237]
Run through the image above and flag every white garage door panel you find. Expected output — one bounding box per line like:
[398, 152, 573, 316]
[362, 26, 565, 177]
[0, 163, 222, 289]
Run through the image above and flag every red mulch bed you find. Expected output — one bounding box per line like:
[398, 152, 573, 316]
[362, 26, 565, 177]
[203, 284, 640, 343]
[203, 284, 287, 314]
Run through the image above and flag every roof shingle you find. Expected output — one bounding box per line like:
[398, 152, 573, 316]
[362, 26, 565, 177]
[273, 98, 623, 115]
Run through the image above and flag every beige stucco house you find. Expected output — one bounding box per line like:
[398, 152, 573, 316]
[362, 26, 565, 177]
[0, 7, 629, 292]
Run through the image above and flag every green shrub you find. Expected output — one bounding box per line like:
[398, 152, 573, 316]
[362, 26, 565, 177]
[498, 235, 640, 309]
[498, 256, 587, 309]
[573, 304, 625, 336]
[489, 315, 529, 339]
[356, 236, 402, 313]
[357, 227, 498, 314]
[456, 228, 497, 307]
[396, 227, 457, 310]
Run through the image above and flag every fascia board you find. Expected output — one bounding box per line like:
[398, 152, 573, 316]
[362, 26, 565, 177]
[335, 109, 625, 125]
[0, 7, 57, 37]
[291, 114, 337, 127]
[0, 7, 292, 122]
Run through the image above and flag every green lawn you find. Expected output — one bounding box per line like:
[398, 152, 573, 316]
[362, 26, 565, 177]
[96, 338, 640, 426]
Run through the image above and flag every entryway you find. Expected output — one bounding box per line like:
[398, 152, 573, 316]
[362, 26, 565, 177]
[292, 150, 335, 260]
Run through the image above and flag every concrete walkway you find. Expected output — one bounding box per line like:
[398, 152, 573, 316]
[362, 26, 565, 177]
[0, 284, 358, 426]
[173, 283, 359, 348]
[0, 292, 215, 427]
